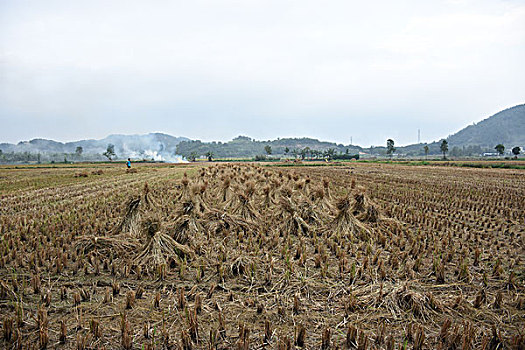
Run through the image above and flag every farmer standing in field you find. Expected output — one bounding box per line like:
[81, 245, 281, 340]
[127, 158, 131, 169]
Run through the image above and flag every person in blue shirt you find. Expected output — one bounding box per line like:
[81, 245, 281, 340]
[126, 158, 131, 169]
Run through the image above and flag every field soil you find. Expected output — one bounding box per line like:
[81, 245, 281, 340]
[0, 162, 523, 349]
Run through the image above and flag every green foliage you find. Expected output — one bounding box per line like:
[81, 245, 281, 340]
[264, 145, 272, 155]
[102, 144, 116, 161]
[386, 139, 395, 158]
[450, 162, 525, 170]
[512, 146, 521, 156]
[440, 140, 449, 159]
[0, 151, 106, 164]
[394, 104, 524, 156]
[188, 152, 198, 162]
[323, 148, 336, 160]
[176, 136, 360, 159]
[75, 146, 83, 156]
[333, 153, 359, 160]
[449, 145, 486, 157]
[446, 104, 525, 148]
[494, 144, 505, 155]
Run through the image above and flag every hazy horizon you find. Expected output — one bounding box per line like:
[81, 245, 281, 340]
[1, 0, 524, 147]
[0, 100, 523, 149]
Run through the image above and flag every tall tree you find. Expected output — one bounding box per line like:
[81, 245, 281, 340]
[423, 145, 429, 160]
[304, 147, 311, 160]
[325, 148, 335, 160]
[494, 144, 505, 156]
[440, 140, 448, 159]
[284, 147, 289, 156]
[75, 146, 83, 156]
[205, 151, 214, 161]
[386, 139, 395, 159]
[512, 146, 521, 158]
[103, 144, 116, 161]
[264, 145, 272, 155]
[189, 152, 198, 162]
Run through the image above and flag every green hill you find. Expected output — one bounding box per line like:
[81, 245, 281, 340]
[177, 105, 525, 159]
[396, 104, 525, 156]
[446, 104, 525, 148]
[1, 104, 523, 162]
[176, 136, 362, 159]
[0, 133, 189, 163]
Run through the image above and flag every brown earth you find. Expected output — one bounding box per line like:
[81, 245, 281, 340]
[0, 162, 523, 349]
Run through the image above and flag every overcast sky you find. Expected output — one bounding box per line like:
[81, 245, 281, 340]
[1, 0, 524, 146]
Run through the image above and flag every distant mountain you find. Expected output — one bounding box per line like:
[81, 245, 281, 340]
[1, 104, 523, 162]
[0, 133, 189, 161]
[394, 104, 525, 156]
[446, 104, 525, 148]
[175, 136, 362, 159]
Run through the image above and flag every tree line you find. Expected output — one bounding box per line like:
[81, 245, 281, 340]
[385, 138, 521, 159]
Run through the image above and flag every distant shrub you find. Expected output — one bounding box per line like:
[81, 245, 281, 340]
[333, 154, 360, 160]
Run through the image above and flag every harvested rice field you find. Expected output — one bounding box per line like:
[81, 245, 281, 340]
[0, 162, 524, 349]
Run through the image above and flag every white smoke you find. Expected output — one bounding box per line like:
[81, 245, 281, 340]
[125, 149, 188, 163]
[115, 134, 189, 163]
[142, 150, 164, 161]
[142, 150, 188, 163]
